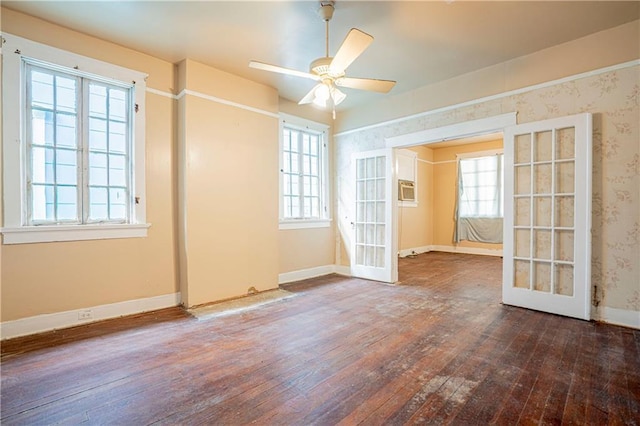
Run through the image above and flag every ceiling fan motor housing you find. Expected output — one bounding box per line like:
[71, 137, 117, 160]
[318, 2, 335, 21]
[310, 57, 344, 79]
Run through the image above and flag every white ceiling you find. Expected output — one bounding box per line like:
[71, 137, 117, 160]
[4, 1, 639, 112]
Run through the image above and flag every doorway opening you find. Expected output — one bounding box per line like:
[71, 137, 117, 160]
[395, 134, 505, 287]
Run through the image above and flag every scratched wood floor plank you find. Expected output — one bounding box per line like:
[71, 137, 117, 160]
[1, 252, 639, 425]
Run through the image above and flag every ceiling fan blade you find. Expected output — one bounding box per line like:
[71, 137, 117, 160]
[249, 61, 320, 81]
[335, 77, 396, 93]
[329, 29, 374, 74]
[298, 84, 321, 105]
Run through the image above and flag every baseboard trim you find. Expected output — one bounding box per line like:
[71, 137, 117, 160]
[431, 245, 503, 257]
[278, 264, 352, 284]
[333, 265, 352, 277]
[1, 292, 182, 340]
[279, 265, 336, 284]
[593, 306, 640, 329]
[399, 245, 503, 258]
[398, 246, 432, 258]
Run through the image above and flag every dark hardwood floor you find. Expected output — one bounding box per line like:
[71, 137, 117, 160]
[2, 252, 639, 425]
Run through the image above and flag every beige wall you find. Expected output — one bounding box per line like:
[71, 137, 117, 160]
[177, 59, 280, 307]
[398, 146, 433, 251]
[431, 140, 504, 251]
[1, 9, 178, 321]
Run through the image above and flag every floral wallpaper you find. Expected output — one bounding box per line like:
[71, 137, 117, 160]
[336, 65, 639, 314]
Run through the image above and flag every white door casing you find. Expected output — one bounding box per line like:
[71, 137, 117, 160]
[503, 113, 592, 320]
[350, 149, 398, 283]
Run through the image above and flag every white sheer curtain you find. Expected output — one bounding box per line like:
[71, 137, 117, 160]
[454, 153, 504, 243]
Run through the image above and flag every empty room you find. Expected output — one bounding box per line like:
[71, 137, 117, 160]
[1, 1, 639, 424]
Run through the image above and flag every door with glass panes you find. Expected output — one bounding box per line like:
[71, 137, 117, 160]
[350, 149, 397, 283]
[503, 113, 592, 320]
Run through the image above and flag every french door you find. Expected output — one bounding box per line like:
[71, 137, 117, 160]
[503, 113, 592, 320]
[350, 149, 397, 283]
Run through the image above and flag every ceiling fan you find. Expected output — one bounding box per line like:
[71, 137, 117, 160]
[249, 1, 396, 117]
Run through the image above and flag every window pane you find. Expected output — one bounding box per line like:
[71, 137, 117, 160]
[109, 154, 127, 187]
[290, 153, 299, 174]
[89, 84, 107, 118]
[56, 113, 77, 148]
[31, 146, 55, 184]
[56, 149, 77, 185]
[109, 88, 127, 121]
[283, 129, 291, 151]
[289, 131, 299, 152]
[459, 154, 503, 218]
[32, 184, 55, 221]
[55, 75, 77, 113]
[89, 187, 108, 220]
[57, 186, 78, 221]
[89, 118, 108, 151]
[89, 152, 108, 186]
[109, 121, 127, 153]
[31, 71, 54, 109]
[109, 188, 127, 220]
[31, 109, 54, 146]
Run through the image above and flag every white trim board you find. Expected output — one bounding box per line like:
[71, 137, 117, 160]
[386, 113, 515, 148]
[399, 245, 503, 258]
[278, 264, 350, 285]
[592, 306, 640, 330]
[335, 59, 640, 138]
[1, 292, 181, 340]
[177, 89, 279, 118]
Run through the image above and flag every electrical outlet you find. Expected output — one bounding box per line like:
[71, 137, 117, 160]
[78, 310, 93, 321]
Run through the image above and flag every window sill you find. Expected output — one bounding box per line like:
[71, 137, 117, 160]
[279, 219, 332, 230]
[1, 223, 151, 245]
[399, 201, 418, 208]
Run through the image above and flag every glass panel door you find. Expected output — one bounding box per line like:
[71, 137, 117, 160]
[503, 114, 591, 320]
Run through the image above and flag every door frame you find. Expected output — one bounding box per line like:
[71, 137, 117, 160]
[384, 112, 517, 277]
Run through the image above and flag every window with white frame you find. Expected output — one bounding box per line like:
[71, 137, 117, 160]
[454, 151, 504, 244]
[279, 115, 330, 228]
[2, 33, 148, 244]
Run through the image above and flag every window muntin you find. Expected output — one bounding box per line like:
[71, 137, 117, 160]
[281, 123, 327, 222]
[25, 62, 133, 225]
[458, 154, 504, 218]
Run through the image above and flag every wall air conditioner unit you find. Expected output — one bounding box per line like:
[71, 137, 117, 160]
[398, 180, 415, 201]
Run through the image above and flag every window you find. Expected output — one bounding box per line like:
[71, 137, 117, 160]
[458, 153, 504, 218]
[454, 151, 504, 244]
[2, 33, 148, 244]
[279, 114, 330, 229]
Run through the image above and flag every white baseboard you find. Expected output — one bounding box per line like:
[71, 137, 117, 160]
[430, 245, 503, 257]
[399, 245, 503, 258]
[279, 265, 336, 284]
[1, 292, 182, 340]
[333, 265, 351, 277]
[278, 264, 351, 284]
[398, 245, 432, 258]
[593, 306, 640, 329]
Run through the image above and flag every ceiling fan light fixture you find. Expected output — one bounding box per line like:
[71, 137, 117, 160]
[312, 83, 330, 107]
[331, 86, 346, 105]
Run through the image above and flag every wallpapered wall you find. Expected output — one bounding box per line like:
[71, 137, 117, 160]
[335, 65, 639, 314]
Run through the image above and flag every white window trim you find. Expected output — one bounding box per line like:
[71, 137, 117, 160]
[1, 33, 150, 244]
[396, 148, 418, 208]
[279, 113, 331, 230]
